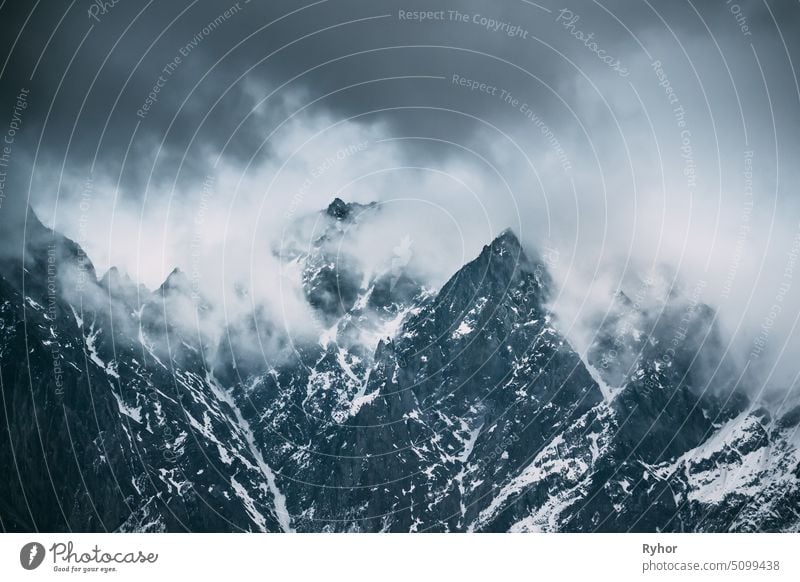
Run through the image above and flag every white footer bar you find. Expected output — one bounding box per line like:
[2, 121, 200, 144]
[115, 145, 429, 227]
[1, 533, 797, 581]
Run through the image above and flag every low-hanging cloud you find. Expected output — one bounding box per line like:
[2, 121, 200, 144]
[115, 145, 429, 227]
[1, 0, 799, 397]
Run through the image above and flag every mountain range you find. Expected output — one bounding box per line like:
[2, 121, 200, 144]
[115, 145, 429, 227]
[1, 199, 798, 532]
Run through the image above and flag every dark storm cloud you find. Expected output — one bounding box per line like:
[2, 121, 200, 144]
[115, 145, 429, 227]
[1, 0, 798, 253]
[0, 0, 734, 208]
[1, 0, 795, 206]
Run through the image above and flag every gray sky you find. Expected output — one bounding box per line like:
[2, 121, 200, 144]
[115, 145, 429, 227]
[1, 0, 799, 390]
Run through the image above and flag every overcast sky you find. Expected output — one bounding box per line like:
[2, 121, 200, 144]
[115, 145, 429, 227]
[1, 0, 799, 391]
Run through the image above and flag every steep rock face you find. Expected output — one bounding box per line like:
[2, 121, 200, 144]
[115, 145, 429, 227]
[223, 199, 430, 460]
[0, 212, 288, 532]
[293, 198, 381, 322]
[279, 230, 604, 531]
[1, 202, 798, 533]
[649, 406, 800, 532]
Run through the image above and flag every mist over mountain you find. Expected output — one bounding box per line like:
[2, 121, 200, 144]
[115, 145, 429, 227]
[1, 199, 798, 533]
[2, 0, 798, 396]
[1, 0, 799, 536]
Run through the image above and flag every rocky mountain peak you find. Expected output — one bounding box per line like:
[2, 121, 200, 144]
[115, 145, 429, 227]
[0, 206, 97, 295]
[100, 266, 136, 291]
[156, 267, 192, 296]
[488, 227, 524, 255]
[1, 200, 795, 534]
[435, 227, 543, 308]
[326, 196, 351, 220]
[325, 197, 376, 222]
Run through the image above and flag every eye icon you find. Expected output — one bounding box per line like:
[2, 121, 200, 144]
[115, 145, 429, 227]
[20, 542, 46, 570]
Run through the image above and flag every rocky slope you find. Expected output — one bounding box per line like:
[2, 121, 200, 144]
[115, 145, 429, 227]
[1, 201, 798, 532]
